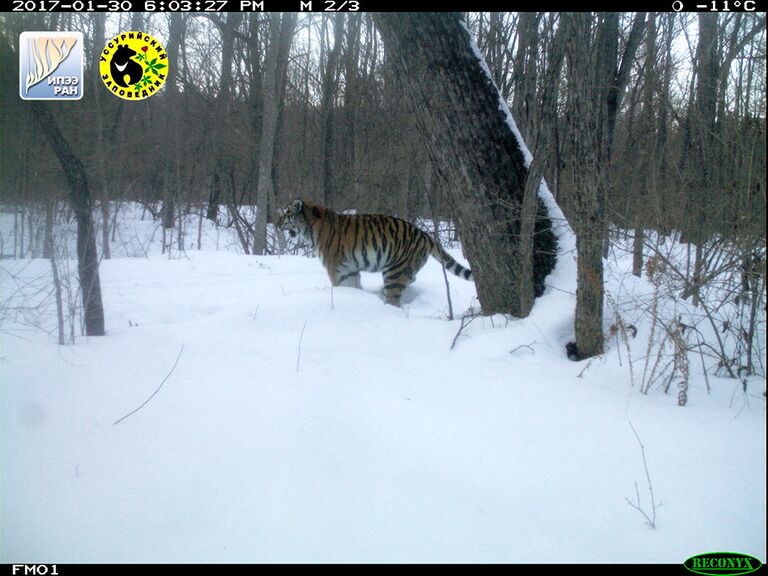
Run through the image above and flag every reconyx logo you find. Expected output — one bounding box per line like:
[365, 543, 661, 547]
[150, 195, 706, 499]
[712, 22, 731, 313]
[19, 31, 83, 100]
[100, 31, 167, 101]
[685, 552, 763, 576]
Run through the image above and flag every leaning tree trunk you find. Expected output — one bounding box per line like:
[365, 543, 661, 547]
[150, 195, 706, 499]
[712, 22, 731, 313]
[374, 13, 556, 316]
[31, 102, 105, 336]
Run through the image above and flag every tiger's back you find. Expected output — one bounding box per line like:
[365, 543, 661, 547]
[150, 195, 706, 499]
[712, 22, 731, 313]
[277, 199, 473, 305]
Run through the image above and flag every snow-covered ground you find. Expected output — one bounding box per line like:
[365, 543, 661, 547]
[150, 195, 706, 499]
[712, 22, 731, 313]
[1, 206, 765, 563]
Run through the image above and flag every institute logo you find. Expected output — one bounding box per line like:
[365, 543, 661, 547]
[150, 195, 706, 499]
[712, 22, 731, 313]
[99, 31, 168, 101]
[19, 31, 83, 101]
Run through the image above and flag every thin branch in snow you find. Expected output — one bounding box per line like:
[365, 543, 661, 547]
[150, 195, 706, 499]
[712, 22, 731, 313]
[624, 421, 658, 529]
[113, 343, 185, 426]
[510, 342, 536, 355]
[296, 320, 307, 373]
[450, 311, 481, 351]
[576, 357, 595, 378]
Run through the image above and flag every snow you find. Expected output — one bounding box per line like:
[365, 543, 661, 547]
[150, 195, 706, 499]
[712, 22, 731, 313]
[0, 205, 765, 563]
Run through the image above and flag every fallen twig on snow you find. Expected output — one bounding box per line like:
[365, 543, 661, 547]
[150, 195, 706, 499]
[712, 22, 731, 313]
[113, 343, 185, 426]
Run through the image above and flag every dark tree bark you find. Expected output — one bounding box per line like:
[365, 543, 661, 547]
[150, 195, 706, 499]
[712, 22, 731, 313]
[655, 14, 675, 233]
[560, 14, 621, 360]
[690, 14, 719, 306]
[633, 14, 657, 277]
[271, 11, 297, 206]
[253, 13, 297, 255]
[519, 18, 566, 316]
[558, 13, 645, 360]
[161, 14, 185, 232]
[374, 12, 556, 316]
[601, 12, 646, 257]
[320, 15, 345, 209]
[206, 13, 243, 221]
[31, 102, 105, 336]
[91, 14, 111, 260]
[511, 12, 540, 144]
[341, 14, 362, 200]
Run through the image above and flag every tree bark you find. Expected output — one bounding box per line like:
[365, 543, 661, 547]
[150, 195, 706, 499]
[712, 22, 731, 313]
[253, 13, 297, 255]
[91, 14, 111, 260]
[633, 14, 657, 277]
[161, 14, 184, 233]
[31, 102, 105, 336]
[690, 14, 719, 306]
[321, 15, 345, 209]
[561, 13, 608, 359]
[374, 13, 556, 316]
[207, 13, 243, 221]
[511, 13, 540, 144]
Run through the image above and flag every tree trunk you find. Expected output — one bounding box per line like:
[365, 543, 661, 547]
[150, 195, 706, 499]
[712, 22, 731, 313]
[45, 200, 66, 345]
[633, 14, 657, 278]
[374, 13, 556, 316]
[254, 13, 297, 255]
[207, 13, 243, 221]
[602, 13, 646, 258]
[91, 14, 111, 260]
[31, 102, 105, 337]
[689, 14, 719, 306]
[519, 18, 565, 316]
[271, 12, 296, 206]
[161, 14, 184, 234]
[321, 15, 345, 209]
[561, 14, 608, 359]
[511, 12, 540, 144]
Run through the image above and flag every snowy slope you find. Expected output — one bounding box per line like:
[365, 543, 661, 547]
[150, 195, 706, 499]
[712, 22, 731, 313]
[0, 207, 765, 563]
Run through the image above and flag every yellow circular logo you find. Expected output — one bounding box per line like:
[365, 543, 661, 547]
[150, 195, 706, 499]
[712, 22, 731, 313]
[99, 31, 168, 100]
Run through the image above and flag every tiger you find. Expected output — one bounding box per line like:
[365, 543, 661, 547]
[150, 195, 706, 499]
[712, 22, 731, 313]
[276, 199, 474, 306]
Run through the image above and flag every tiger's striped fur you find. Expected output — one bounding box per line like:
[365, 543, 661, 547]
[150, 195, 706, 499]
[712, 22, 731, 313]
[277, 199, 473, 306]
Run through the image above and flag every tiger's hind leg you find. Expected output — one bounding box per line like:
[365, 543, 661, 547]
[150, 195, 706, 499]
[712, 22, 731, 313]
[382, 266, 415, 306]
[336, 269, 362, 289]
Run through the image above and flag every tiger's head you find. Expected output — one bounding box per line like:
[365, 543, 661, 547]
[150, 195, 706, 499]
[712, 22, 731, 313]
[277, 199, 325, 240]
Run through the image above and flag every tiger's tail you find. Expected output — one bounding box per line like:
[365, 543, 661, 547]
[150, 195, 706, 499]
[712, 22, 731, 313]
[429, 240, 474, 281]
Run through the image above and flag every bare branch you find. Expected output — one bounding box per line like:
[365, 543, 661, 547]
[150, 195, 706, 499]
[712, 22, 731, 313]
[114, 344, 186, 426]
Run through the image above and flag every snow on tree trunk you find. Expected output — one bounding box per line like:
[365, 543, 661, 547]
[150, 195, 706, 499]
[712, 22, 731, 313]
[374, 13, 556, 317]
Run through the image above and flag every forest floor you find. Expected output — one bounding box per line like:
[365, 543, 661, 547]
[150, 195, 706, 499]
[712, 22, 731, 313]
[1, 205, 765, 563]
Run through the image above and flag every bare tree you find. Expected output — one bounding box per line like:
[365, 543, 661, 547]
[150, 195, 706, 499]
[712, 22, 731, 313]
[320, 15, 345, 209]
[633, 14, 657, 277]
[518, 16, 566, 316]
[253, 13, 297, 255]
[30, 101, 105, 336]
[206, 13, 243, 221]
[559, 13, 644, 360]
